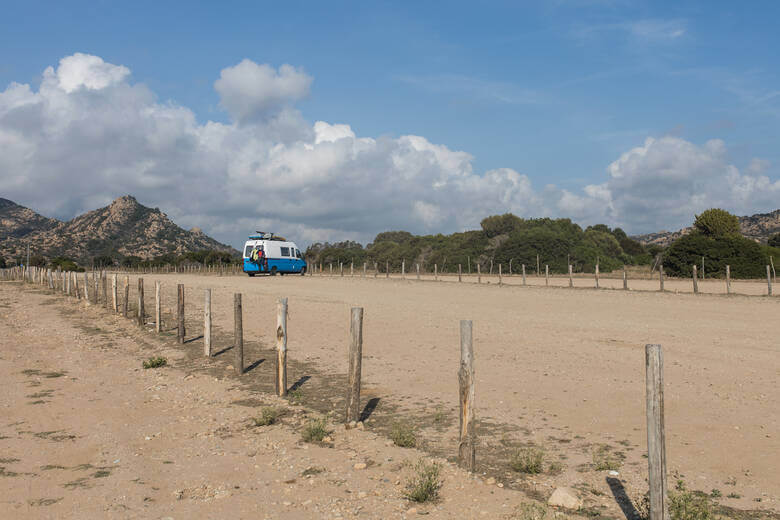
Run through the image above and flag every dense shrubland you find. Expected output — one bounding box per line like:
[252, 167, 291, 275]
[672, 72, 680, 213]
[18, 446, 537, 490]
[305, 214, 651, 274]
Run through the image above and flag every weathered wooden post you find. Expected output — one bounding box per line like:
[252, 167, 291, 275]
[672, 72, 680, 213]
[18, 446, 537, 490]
[137, 278, 145, 326]
[386, 261, 389, 279]
[458, 320, 476, 471]
[659, 264, 665, 292]
[645, 344, 669, 520]
[522, 264, 526, 286]
[768, 265, 773, 296]
[234, 293, 243, 374]
[623, 266, 628, 290]
[204, 289, 212, 356]
[93, 271, 99, 304]
[498, 264, 502, 286]
[83, 271, 89, 302]
[102, 271, 108, 309]
[545, 265, 549, 286]
[345, 307, 364, 424]
[112, 274, 118, 312]
[458, 264, 462, 282]
[340, 262, 344, 277]
[276, 297, 288, 397]
[177, 284, 185, 343]
[595, 263, 600, 289]
[351, 261, 354, 277]
[374, 262, 378, 278]
[726, 265, 731, 295]
[416, 263, 420, 280]
[155, 281, 162, 333]
[330, 263, 333, 276]
[692, 265, 699, 294]
[434, 263, 438, 281]
[123, 276, 129, 317]
[509, 258, 513, 275]
[363, 262, 367, 277]
[477, 263, 481, 284]
[536, 254, 540, 276]
[402, 260, 405, 279]
[568, 264, 573, 288]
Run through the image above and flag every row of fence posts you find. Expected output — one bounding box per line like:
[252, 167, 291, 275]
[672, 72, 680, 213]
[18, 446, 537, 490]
[6, 265, 677, 520]
[307, 260, 775, 296]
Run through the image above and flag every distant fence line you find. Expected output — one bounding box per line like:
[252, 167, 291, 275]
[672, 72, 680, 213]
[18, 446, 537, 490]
[3, 262, 681, 520]
[2, 260, 776, 298]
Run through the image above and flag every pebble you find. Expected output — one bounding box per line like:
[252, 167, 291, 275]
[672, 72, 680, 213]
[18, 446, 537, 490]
[608, 470, 619, 476]
[486, 477, 496, 485]
[353, 462, 367, 470]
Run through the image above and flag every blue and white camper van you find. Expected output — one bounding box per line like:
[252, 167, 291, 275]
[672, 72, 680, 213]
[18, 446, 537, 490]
[243, 232, 306, 276]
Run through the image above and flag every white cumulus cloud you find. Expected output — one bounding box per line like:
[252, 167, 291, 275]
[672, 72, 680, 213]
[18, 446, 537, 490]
[214, 60, 312, 124]
[0, 53, 779, 250]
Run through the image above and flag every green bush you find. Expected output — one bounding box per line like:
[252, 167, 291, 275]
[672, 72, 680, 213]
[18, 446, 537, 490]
[664, 233, 766, 278]
[389, 421, 416, 447]
[769, 233, 780, 248]
[0, 256, 5, 269]
[301, 418, 329, 443]
[693, 208, 741, 237]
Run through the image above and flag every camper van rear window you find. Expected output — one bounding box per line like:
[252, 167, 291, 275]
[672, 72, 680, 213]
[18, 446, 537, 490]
[280, 247, 290, 257]
[244, 245, 253, 257]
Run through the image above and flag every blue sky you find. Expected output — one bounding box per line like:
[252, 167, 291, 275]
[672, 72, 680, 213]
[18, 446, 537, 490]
[1, 1, 779, 247]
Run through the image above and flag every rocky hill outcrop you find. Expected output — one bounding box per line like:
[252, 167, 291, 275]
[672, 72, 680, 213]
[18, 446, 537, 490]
[633, 209, 780, 247]
[0, 196, 237, 263]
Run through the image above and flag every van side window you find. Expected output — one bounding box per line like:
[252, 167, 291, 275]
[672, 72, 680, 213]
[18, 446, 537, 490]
[244, 245, 253, 257]
[280, 247, 290, 257]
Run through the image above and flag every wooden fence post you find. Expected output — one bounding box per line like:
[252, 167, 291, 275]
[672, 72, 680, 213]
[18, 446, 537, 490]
[768, 265, 773, 296]
[346, 307, 364, 424]
[363, 262, 367, 277]
[155, 281, 162, 333]
[522, 264, 526, 286]
[659, 264, 665, 292]
[123, 276, 129, 317]
[458, 320, 476, 471]
[595, 263, 600, 289]
[498, 264, 502, 286]
[340, 262, 344, 277]
[536, 254, 540, 276]
[568, 264, 573, 288]
[112, 274, 118, 312]
[458, 264, 462, 282]
[137, 278, 144, 326]
[434, 263, 438, 281]
[84, 271, 89, 303]
[416, 263, 420, 280]
[374, 262, 378, 278]
[545, 265, 549, 286]
[276, 297, 288, 397]
[330, 263, 333, 276]
[623, 266, 628, 290]
[351, 261, 354, 277]
[177, 284, 185, 343]
[692, 265, 699, 294]
[93, 272, 98, 304]
[204, 289, 212, 356]
[477, 263, 481, 284]
[102, 271, 108, 309]
[386, 261, 389, 279]
[234, 293, 243, 374]
[402, 260, 405, 279]
[726, 265, 731, 295]
[645, 344, 669, 520]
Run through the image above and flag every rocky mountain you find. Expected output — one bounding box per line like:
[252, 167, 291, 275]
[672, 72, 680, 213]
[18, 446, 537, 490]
[0, 195, 237, 263]
[633, 209, 780, 247]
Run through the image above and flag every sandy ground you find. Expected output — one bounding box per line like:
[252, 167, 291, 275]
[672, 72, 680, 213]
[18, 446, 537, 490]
[1, 282, 559, 520]
[2, 271, 779, 518]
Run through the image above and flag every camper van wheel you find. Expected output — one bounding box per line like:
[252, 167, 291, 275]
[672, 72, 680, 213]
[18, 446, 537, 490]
[270, 267, 278, 276]
[247, 273, 255, 277]
[300, 267, 306, 276]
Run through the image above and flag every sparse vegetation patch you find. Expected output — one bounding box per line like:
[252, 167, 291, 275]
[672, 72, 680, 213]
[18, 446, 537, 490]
[404, 459, 442, 503]
[390, 421, 417, 448]
[142, 356, 167, 369]
[510, 447, 544, 474]
[301, 417, 329, 443]
[252, 407, 284, 427]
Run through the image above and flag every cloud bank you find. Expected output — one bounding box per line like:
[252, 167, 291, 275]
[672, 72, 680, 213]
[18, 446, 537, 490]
[1, 53, 778, 248]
